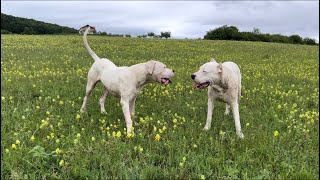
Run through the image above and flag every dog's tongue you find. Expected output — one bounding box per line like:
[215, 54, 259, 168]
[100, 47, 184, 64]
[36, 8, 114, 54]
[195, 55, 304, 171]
[161, 78, 171, 85]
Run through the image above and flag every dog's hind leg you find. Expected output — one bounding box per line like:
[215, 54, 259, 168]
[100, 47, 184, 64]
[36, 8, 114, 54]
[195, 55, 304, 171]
[99, 88, 108, 114]
[80, 78, 98, 113]
[129, 96, 137, 116]
[224, 104, 230, 115]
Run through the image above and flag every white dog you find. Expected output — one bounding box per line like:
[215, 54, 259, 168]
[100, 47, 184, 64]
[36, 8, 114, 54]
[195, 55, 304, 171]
[191, 59, 244, 139]
[80, 27, 175, 134]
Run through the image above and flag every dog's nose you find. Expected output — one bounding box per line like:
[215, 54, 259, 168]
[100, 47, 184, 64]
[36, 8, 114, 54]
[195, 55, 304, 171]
[191, 74, 196, 80]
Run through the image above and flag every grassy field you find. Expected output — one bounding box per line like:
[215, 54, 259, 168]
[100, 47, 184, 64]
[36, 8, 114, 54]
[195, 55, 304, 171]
[1, 34, 319, 179]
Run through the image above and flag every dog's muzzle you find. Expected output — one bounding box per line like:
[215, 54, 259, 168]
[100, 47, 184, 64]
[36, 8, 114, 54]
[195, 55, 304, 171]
[160, 78, 172, 85]
[192, 82, 210, 89]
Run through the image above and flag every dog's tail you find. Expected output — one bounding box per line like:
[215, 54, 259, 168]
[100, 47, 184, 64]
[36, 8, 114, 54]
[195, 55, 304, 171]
[83, 27, 100, 61]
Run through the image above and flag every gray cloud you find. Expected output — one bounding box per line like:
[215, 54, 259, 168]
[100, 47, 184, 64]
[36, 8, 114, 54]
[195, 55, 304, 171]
[1, 1, 319, 40]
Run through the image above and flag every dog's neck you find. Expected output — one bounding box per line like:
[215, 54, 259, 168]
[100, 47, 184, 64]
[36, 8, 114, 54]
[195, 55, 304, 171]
[212, 65, 232, 91]
[130, 63, 153, 87]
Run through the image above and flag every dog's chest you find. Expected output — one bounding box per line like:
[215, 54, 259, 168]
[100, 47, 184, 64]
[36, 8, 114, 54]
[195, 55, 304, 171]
[210, 86, 229, 102]
[106, 86, 121, 97]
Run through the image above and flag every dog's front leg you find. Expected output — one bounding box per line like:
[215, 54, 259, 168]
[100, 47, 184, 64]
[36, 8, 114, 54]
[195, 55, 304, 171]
[203, 97, 214, 131]
[231, 102, 244, 139]
[120, 99, 133, 134]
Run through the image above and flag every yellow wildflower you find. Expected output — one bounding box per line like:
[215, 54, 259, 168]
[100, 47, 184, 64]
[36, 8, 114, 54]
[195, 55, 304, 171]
[139, 147, 144, 153]
[15, 140, 20, 145]
[182, 157, 187, 162]
[30, 135, 35, 142]
[200, 175, 205, 180]
[155, 134, 161, 141]
[116, 131, 121, 137]
[59, 160, 64, 166]
[55, 148, 61, 154]
[11, 144, 16, 149]
[127, 133, 133, 138]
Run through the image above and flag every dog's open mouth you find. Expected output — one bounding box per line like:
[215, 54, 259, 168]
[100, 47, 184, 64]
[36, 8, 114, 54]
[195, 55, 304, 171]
[193, 82, 210, 89]
[160, 78, 172, 85]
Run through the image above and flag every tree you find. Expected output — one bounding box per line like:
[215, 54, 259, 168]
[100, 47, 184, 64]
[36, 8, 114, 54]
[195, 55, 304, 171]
[289, 35, 303, 44]
[204, 25, 239, 40]
[125, 34, 131, 38]
[302, 38, 317, 45]
[253, 27, 261, 34]
[1, 29, 12, 34]
[160, 31, 171, 39]
[1, 13, 78, 34]
[22, 27, 37, 34]
[147, 32, 155, 37]
[203, 25, 317, 46]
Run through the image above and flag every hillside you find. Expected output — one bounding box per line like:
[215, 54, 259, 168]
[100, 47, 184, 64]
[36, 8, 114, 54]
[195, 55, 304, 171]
[1, 13, 78, 34]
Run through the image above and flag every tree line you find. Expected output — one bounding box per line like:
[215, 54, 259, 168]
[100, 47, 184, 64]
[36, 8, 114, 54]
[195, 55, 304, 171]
[1, 13, 317, 45]
[204, 25, 318, 45]
[1, 13, 78, 34]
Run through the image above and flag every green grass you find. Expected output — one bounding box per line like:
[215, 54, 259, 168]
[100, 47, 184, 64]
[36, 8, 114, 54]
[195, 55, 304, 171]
[1, 34, 319, 179]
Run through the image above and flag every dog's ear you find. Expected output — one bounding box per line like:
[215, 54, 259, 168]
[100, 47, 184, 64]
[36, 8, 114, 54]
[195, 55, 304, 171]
[210, 58, 216, 62]
[146, 60, 156, 74]
[218, 63, 222, 73]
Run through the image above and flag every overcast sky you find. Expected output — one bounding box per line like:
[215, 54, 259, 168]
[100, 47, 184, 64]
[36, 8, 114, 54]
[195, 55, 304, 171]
[1, 1, 319, 41]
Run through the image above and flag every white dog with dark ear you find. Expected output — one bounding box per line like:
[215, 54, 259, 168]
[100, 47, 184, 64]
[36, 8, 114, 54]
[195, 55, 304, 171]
[80, 27, 174, 134]
[191, 58, 244, 139]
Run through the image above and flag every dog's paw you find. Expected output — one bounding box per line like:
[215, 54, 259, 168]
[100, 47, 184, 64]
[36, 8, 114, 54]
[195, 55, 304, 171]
[127, 130, 135, 135]
[224, 110, 230, 115]
[203, 126, 210, 131]
[101, 110, 106, 114]
[80, 108, 86, 113]
[237, 132, 244, 139]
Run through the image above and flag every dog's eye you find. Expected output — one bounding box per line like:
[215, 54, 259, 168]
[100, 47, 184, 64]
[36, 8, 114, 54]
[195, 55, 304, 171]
[202, 70, 207, 73]
[163, 67, 166, 69]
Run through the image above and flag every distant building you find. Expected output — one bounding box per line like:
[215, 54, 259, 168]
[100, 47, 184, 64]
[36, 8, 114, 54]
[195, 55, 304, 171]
[79, 25, 96, 35]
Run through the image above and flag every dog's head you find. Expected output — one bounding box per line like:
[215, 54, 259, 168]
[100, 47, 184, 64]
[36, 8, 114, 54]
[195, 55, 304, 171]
[145, 60, 174, 85]
[191, 59, 222, 89]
